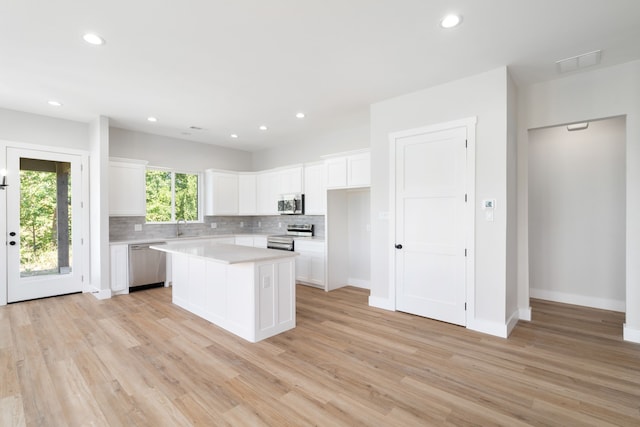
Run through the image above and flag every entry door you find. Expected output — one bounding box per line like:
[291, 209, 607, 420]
[394, 126, 467, 326]
[6, 148, 84, 302]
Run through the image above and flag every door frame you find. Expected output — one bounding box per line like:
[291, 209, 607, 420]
[1, 140, 91, 306]
[388, 117, 476, 326]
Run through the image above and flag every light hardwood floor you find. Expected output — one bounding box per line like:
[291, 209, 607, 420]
[1, 285, 639, 426]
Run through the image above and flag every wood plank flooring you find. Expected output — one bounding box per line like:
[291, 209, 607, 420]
[1, 285, 639, 426]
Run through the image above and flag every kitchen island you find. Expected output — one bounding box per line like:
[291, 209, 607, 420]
[151, 241, 297, 343]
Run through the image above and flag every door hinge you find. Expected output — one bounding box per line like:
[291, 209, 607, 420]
[81, 164, 84, 172]
[464, 248, 467, 257]
[465, 303, 467, 311]
[464, 193, 467, 202]
[81, 201, 84, 208]
[81, 238, 84, 245]
[81, 275, 84, 283]
[465, 139, 468, 148]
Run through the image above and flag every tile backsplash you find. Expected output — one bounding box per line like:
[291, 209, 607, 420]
[109, 215, 325, 241]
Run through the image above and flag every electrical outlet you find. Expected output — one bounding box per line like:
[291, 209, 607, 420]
[278, 222, 282, 228]
[134, 224, 142, 232]
[240, 221, 244, 228]
[211, 223, 217, 229]
[258, 221, 261, 228]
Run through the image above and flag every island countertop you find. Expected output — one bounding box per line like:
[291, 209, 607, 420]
[151, 241, 297, 265]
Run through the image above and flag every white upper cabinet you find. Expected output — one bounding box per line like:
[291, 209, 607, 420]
[205, 170, 239, 215]
[279, 166, 303, 194]
[325, 149, 370, 189]
[303, 163, 326, 215]
[238, 173, 257, 215]
[256, 171, 280, 215]
[109, 158, 148, 216]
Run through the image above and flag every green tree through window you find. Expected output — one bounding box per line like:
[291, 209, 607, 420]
[146, 169, 199, 222]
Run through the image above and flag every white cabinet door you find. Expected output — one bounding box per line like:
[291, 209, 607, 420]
[325, 157, 348, 189]
[109, 160, 147, 216]
[205, 170, 239, 215]
[347, 152, 371, 187]
[238, 174, 257, 215]
[110, 244, 129, 293]
[253, 236, 267, 248]
[257, 171, 279, 215]
[324, 151, 370, 190]
[279, 166, 303, 194]
[303, 163, 326, 215]
[294, 240, 325, 288]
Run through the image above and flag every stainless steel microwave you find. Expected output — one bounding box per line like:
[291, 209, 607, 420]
[278, 193, 304, 215]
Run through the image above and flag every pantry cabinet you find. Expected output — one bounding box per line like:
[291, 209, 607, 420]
[109, 158, 148, 216]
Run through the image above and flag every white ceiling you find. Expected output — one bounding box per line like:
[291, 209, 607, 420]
[1, 0, 639, 152]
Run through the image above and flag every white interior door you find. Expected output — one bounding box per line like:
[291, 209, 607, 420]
[6, 148, 84, 302]
[394, 126, 467, 326]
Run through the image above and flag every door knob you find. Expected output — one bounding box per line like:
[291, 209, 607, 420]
[395, 244, 403, 249]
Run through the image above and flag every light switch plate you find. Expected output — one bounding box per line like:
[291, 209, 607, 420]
[134, 224, 142, 232]
[211, 223, 217, 229]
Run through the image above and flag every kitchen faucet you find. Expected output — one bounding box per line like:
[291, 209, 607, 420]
[176, 219, 187, 237]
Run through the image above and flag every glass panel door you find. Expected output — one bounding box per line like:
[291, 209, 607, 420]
[7, 148, 83, 302]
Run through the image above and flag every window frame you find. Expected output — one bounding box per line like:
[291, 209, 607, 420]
[145, 167, 203, 224]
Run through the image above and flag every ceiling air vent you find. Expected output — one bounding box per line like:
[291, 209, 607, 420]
[189, 126, 203, 131]
[556, 50, 602, 74]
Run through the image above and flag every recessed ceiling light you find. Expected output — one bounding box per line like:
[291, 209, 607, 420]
[83, 33, 105, 45]
[295, 112, 305, 119]
[47, 100, 62, 107]
[147, 117, 158, 122]
[440, 14, 462, 29]
[230, 134, 239, 139]
[259, 125, 268, 131]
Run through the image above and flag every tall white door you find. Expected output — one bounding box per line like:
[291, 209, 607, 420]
[394, 126, 467, 326]
[6, 148, 84, 302]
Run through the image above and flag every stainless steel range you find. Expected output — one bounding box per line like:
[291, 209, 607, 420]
[267, 224, 314, 251]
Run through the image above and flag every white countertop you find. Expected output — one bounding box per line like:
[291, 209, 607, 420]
[151, 241, 298, 265]
[110, 233, 324, 245]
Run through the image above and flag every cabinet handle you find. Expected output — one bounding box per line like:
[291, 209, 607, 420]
[395, 244, 403, 249]
[9, 241, 16, 246]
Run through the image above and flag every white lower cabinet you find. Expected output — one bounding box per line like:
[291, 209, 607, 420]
[235, 235, 268, 248]
[110, 244, 129, 294]
[294, 240, 325, 288]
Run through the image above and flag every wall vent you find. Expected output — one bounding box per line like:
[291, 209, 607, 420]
[556, 50, 602, 74]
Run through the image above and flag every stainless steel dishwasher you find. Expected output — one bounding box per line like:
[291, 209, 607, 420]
[128, 242, 167, 290]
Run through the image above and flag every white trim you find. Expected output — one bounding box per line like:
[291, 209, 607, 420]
[530, 288, 625, 312]
[368, 295, 395, 311]
[519, 307, 532, 321]
[467, 318, 508, 339]
[506, 309, 519, 336]
[89, 287, 113, 300]
[386, 117, 477, 327]
[623, 324, 640, 344]
[347, 278, 370, 289]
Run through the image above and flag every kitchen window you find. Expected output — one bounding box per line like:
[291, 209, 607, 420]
[145, 169, 201, 223]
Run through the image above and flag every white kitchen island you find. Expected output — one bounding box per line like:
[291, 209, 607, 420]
[151, 241, 297, 343]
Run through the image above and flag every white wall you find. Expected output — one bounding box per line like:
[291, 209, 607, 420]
[109, 127, 252, 172]
[251, 118, 369, 170]
[528, 117, 626, 310]
[506, 72, 519, 324]
[518, 60, 640, 342]
[370, 67, 511, 335]
[347, 189, 371, 288]
[0, 108, 88, 150]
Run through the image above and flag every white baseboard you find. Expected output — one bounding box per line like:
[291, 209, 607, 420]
[623, 324, 640, 344]
[530, 288, 625, 312]
[519, 306, 532, 321]
[348, 278, 370, 289]
[506, 310, 519, 336]
[467, 318, 508, 339]
[89, 287, 112, 300]
[368, 295, 395, 311]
